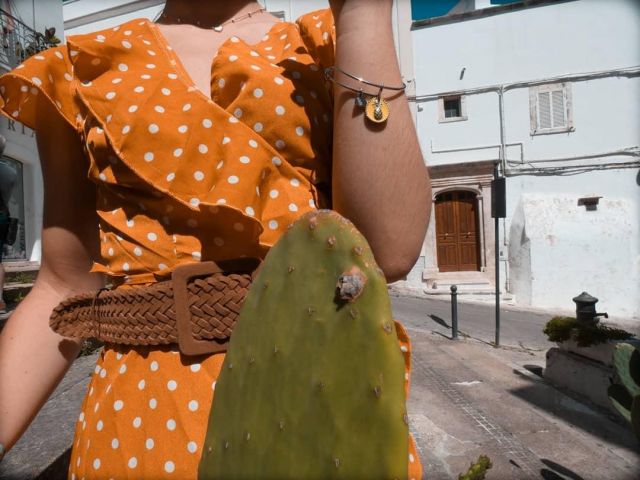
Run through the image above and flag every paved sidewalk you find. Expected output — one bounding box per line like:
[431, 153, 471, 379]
[0, 353, 99, 480]
[397, 295, 640, 479]
[406, 328, 639, 479]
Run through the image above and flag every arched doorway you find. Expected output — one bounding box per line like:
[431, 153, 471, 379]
[435, 190, 480, 272]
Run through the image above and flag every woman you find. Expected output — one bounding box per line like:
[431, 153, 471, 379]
[0, 0, 430, 477]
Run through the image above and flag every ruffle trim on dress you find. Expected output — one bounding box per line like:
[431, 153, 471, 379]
[0, 45, 83, 132]
[65, 18, 318, 247]
[295, 9, 336, 72]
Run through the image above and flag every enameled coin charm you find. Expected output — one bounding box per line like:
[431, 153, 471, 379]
[365, 97, 389, 123]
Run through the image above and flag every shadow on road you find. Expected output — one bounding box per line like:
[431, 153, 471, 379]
[508, 371, 638, 451]
[540, 458, 586, 480]
[428, 314, 450, 329]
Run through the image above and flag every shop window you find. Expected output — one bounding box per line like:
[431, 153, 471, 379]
[0, 156, 26, 260]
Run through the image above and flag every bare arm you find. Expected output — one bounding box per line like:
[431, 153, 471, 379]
[330, 0, 431, 282]
[0, 97, 103, 452]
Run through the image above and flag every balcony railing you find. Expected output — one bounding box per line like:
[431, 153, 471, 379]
[0, 8, 59, 69]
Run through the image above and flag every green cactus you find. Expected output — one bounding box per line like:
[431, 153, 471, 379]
[607, 340, 640, 440]
[198, 210, 408, 479]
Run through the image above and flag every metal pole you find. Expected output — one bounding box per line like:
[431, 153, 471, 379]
[450, 285, 458, 340]
[494, 165, 501, 346]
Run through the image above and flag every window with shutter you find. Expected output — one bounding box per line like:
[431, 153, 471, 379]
[529, 83, 573, 135]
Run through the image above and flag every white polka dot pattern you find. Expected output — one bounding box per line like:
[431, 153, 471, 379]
[66, 319, 421, 478]
[69, 347, 226, 478]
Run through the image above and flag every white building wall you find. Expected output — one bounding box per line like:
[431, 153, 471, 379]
[410, 0, 640, 321]
[414, 0, 640, 93]
[6, 0, 64, 37]
[0, 0, 63, 262]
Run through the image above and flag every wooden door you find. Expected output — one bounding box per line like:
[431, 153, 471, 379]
[435, 191, 480, 272]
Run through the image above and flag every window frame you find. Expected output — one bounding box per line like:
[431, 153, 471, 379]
[529, 82, 574, 135]
[438, 94, 468, 123]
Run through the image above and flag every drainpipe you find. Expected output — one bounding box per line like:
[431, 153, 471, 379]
[496, 86, 511, 295]
[497, 86, 506, 174]
[502, 217, 510, 292]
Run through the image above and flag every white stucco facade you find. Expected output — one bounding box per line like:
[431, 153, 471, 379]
[402, 0, 640, 322]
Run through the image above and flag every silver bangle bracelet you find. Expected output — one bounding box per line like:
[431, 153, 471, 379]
[324, 66, 404, 123]
[324, 66, 407, 92]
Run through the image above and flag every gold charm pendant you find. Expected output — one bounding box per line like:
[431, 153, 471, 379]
[365, 97, 389, 123]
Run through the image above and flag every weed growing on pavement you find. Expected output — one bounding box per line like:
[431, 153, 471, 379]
[458, 454, 492, 480]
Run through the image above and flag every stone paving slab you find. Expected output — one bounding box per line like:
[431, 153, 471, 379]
[0, 353, 98, 480]
[406, 327, 640, 480]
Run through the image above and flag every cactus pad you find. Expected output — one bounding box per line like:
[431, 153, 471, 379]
[198, 210, 408, 479]
[608, 340, 640, 440]
[612, 341, 640, 397]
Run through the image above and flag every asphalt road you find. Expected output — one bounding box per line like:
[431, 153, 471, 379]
[390, 294, 556, 351]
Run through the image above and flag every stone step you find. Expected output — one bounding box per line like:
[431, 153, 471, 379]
[4, 282, 34, 291]
[423, 285, 514, 302]
[2, 283, 33, 312]
[2, 263, 37, 310]
[3, 260, 39, 271]
[424, 282, 495, 294]
[425, 271, 490, 288]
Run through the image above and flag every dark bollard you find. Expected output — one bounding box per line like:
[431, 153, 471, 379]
[450, 285, 458, 340]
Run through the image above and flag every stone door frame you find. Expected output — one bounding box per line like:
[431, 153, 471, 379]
[423, 160, 497, 283]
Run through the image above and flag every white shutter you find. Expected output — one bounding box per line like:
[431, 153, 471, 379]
[531, 83, 573, 134]
[538, 91, 552, 129]
[551, 89, 566, 128]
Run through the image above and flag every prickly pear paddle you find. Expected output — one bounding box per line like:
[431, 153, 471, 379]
[198, 210, 408, 479]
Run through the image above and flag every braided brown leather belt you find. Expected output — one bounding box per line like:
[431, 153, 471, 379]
[49, 259, 260, 356]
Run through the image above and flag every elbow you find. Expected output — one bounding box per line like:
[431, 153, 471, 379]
[377, 251, 420, 284]
[374, 222, 429, 284]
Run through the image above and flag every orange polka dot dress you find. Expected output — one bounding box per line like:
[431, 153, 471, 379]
[0, 8, 422, 479]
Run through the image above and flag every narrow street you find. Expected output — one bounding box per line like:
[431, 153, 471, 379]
[394, 295, 640, 480]
[391, 294, 555, 351]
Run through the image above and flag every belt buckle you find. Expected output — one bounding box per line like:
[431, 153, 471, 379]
[172, 261, 224, 356]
